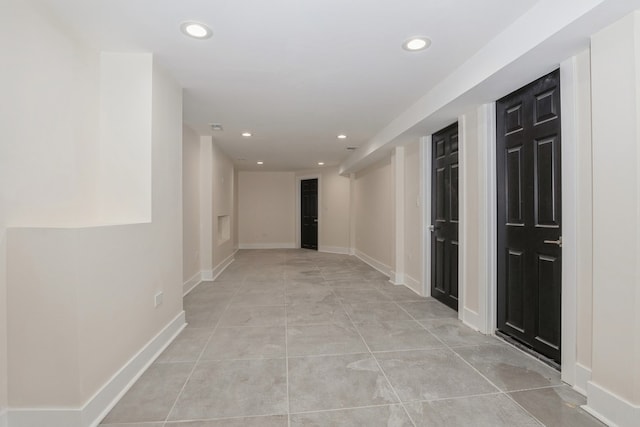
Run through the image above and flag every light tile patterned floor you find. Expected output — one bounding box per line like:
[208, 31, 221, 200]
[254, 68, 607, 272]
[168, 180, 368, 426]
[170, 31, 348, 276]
[100, 249, 605, 427]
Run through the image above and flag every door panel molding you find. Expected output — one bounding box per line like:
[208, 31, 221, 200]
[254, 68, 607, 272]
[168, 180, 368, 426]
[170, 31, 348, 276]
[295, 174, 321, 250]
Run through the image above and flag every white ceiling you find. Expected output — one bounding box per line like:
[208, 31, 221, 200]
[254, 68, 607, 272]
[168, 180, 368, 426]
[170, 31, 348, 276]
[38, 0, 544, 171]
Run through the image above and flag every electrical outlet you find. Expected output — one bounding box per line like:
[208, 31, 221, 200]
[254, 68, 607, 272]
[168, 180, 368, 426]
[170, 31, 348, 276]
[154, 292, 163, 308]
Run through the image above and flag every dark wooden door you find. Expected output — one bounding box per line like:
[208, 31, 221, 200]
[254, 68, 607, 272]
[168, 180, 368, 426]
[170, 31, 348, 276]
[496, 69, 562, 364]
[431, 123, 459, 311]
[301, 178, 318, 250]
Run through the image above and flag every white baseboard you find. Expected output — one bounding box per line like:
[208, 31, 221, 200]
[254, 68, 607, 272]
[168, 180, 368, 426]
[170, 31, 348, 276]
[574, 363, 592, 396]
[0, 409, 7, 427]
[462, 307, 483, 332]
[318, 246, 350, 255]
[182, 271, 202, 296]
[403, 274, 422, 295]
[211, 252, 235, 281]
[354, 250, 391, 277]
[584, 380, 640, 427]
[389, 271, 404, 285]
[238, 243, 296, 249]
[8, 312, 186, 427]
[201, 269, 214, 281]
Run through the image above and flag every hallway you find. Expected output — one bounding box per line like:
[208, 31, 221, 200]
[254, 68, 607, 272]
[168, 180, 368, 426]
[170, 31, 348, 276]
[99, 250, 602, 426]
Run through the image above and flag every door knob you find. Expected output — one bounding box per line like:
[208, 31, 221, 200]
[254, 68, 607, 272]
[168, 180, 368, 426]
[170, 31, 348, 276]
[543, 236, 562, 247]
[313, 218, 318, 222]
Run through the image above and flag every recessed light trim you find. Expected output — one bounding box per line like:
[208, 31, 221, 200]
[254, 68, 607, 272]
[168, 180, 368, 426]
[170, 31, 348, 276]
[318, 162, 325, 166]
[257, 161, 264, 165]
[180, 21, 213, 39]
[242, 132, 252, 137]
[337, 134, 347, 139]
[402, 36, 431, 51]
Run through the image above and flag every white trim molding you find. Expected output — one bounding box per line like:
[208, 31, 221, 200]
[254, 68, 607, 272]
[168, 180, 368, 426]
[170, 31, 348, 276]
[403, 274, 421, 295]
[8, 312, 186, 427]
[574, 363, 592, 396]
[211, 252, 235, 281]
[354, 250, 392, 278]
[182, 271, 202, 296]
[0, 409, 7, 427]
[238, 243, 296, 250]
[318, 246, 350, 255]
[584, 381, 640, 427]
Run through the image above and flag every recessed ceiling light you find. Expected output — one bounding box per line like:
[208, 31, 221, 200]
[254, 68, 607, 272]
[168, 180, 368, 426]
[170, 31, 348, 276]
[337, 134, 347, 139]
[242, 132, 252, 137]
[180, 21, 213, 39]
[318, 162, 325, 166]
[257, 161, 264, 165]
[402, 36, 431, 51]
[210, 123, 223, 131]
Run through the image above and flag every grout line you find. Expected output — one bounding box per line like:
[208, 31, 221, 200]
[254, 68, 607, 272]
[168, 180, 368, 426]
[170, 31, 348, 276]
[283, 253, 291, 427]
[448, 346, 547, 426]
[330, 274, 417, 427]
[162, 275, 243, 424]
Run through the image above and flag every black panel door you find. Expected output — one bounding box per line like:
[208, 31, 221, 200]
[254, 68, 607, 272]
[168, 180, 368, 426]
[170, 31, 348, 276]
[496, 69, 562, 364]
[301, 178, 318, 250]
[431, 123, 459, 311]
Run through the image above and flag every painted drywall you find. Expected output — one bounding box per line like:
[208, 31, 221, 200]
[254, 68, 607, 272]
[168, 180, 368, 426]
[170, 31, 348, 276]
[353, 156, 394, 269]
[97, 53, 152, 224]
[459, 112, 481, 315]
[403, 142, 423, 291]
[183, 126, 201, 282]
[211, 142, 235, 267]
[3, 29, 184, 415]
[238, 171, 296, 247]
[295, 167, 351, 252]
[591, 11, 640, 409]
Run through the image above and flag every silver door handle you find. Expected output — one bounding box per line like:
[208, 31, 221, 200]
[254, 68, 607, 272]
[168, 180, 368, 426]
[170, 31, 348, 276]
[313, 218, 318, 222]
[428, 225, 434, 232]
[543, 236, 562, 247]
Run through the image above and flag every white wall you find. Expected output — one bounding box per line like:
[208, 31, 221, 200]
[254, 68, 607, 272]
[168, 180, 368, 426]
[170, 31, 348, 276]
[211, 142, 235, 267]
[295, 167, 351, 253]
[588, 12, 640, 425]
[97, 53, 152, 224]
[1, 1, 185, 421]
[403, 142, 423, 291]
[183, 126, 201, 283]
[353, 156, 394, 271]
[237, 171, 296, 248]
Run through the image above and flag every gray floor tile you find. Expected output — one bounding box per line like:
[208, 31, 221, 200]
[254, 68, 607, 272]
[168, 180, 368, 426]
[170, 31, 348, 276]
[334, 288, 393, 303]
[510, 385, 606, 427]
[375, 349, 497, 401]
[453, 344, 561, 391]
[379, 284, 426, 301]
[398, 300, 458, 320]
[101, 362, 193, 423]
[288, 353, 398, 412]
[287, 302, 352, 326]
[165, 415, 288, 426]
[405, 394, 541, 427]
[355, 320, 444, 352]
[229, 289, 286, 306]
[156, 328, 212, 363]
[100, 423, 164, 427]
[202, 326, 286, 360]
[325, 278, 383, 289]
[287, 323, 368, 356]
[419, 318, 499, 347]
[290, 404, 414, 426]
[285, 287, 337, 304]
[344, 302, 414, 322]
[218, 305, 286, 327]
[168, 359, 287, 420]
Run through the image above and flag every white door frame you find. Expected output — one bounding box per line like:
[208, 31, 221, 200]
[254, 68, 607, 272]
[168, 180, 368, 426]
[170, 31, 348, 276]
[420, 60, 581, 389]
[484, 60, 579, 387]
